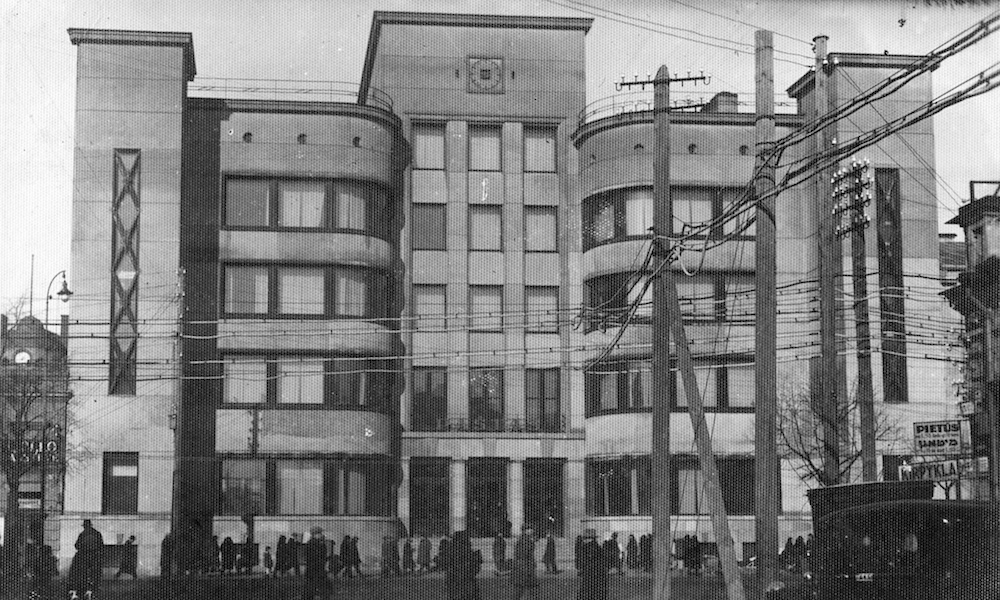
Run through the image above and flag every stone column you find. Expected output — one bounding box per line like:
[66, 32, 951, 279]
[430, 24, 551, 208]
[451, 459, 467, 533]
[397, 458, 410, 535]
[508, 459, 524, 534]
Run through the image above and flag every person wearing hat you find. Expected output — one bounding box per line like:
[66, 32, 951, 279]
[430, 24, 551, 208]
[576, 529, 608, 600]
[302, 526, 331, 600]
[511, 525, 538, 599]
[72, 519, 104, 598]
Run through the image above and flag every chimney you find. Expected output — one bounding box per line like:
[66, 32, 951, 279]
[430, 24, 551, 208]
[60, 314, 69, 345]
[1, 314, 7, 352]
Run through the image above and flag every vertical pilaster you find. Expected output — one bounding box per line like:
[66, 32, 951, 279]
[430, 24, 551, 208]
[398, 458, 411, 534]
[451, 459, 467, 532]
[508, 459, 524, 534]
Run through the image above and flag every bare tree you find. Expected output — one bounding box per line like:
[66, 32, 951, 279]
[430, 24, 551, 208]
[776, 377, 902, 486]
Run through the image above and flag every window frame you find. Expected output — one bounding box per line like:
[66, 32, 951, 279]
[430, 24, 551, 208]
[411, 367, 448, 432]
[468, 204, 503, 251]
[411, 203, 448, 251]
[523, 126, 557, 173]
[412, 123, 446, 170]
[524, 286, 560, 333]
[525, 368, 561, 432]
[468, 368, 505, 432]
[102, 451, 139, 515]
[468, 285, 504, 332]
[468, 124, 503, 172]
[524, 206, 559, 253]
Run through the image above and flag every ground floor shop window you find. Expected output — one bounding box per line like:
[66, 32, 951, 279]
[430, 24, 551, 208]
[585, 456, 650, 516]
[524, 459, 564, 535]
[467, 458, 508, 537]
[409, 457, 450, 536]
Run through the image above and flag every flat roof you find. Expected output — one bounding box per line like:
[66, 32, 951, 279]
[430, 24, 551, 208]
[787, 52, 934, 98]
[68, 28, 196, 81]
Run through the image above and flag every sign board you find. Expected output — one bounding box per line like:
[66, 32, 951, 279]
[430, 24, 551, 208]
[913, 420, 962, 455]
[899, 459, 962, 482]
[2, 439, 63, 465]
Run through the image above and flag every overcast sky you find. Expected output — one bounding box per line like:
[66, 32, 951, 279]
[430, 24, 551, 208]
[3, 0, 998, 315]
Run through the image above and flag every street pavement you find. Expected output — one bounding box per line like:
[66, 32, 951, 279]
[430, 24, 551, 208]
[41, 568, 811, 600]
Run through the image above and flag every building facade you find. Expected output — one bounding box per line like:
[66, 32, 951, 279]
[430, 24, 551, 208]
[62, 12, 959, 574]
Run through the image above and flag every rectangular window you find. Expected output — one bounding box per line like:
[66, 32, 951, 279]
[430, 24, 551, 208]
[278, 180, 325, 228]
[524, 206, 558, 252]
[676, 278, 718, 320]
[625, 362, 652, 409]
[676, 466, 706, 515]
[469, 125, 502, 171]
[724, 275, 754, 321]
[110, 149, 141, 396]
[673, 188, 715, 235]
[276, 460, 323, 515]
[409, 458, 450, 536]
[276, 359, 324, 404]
[226, 178, 271, 227]
[219, 459, 267, 516]
[525, 368, 561, 432]
[412, 124, 446, 170]
[466, 458, 508, 537]
[469, 286, 503, 331]
[331, 180, 369, 230]
[524, 127, 556, 172]
[598, 370, 618, 412]
[333, 268, 368, 318]
[524, 459, 564, 535]
[675, 367, 718, 408]
[469, 205, 502, 251]
[223, 357, 267, 403]
[412, 367, 448, 432]
[225, 266, 269, 315]
[412, 204, 447, 251]
[327, 358, 367, 406]
[586, 457, 649, 516]
[672, 457, 757, 516]
[726, 364, 755, 408]
[624, 189, 654, 237]
[525, 286, 559, 332]
[413, 285, 447, 331]
[277, 267, 325, 315]
[469, 368, 504, 432]
[102, 452, 139, 515]
[323, 460, 390, 516]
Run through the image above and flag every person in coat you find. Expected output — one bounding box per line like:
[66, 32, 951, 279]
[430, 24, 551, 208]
[381, 535, 401, 577]
[576, 529, 608, 600]
[417, 535, 433, 573]
[434, 536, 451, 572]
[446, 530, 482, 600]
[511, 526, 538, 599]
[289, 534, 303, 575]
[301, 526, 331, 600]
[30, 544, 58, 600]
[72, 519, 104, 598]
[688, 535, 702, 575]
[402, 538, 416, 574]
[602, 534, 621, 576]
[625, 534, 638, 570]
[492, 533, 507, 575]
[160, 532, 174, 580]
[542, 533, 558, 574]
[115, 535, 138, 579]
[574, 535, 584, 576]
[220, 536, 237, 573]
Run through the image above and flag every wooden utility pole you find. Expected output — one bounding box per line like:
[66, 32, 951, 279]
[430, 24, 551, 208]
[833, 159, 877, 481]
[650, 64, 673, 600]
[753, 29, 780, 589]
[814, 35, 842, 486]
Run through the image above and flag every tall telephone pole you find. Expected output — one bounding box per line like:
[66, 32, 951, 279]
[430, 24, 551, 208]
[754, 29, 780, 590]
[622, 65, 744, 600]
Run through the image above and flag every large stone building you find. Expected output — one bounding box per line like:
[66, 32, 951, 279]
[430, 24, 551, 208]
[59, 12, 959, 573]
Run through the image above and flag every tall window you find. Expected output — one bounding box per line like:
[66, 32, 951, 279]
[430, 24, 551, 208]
[324, 460, 392, 516]
[222, 358, 267, 404]
[467, 458, 508, 537]
[226, 178, 270, 227]
[876, 168, 908, 403]
[277, 267, 325, 315]
[469, 125, 502, 171]
[524, 206, 558, 252]
[412, 204, 447, 251]
[103, 452, 139, 515]
[224, 266, 269, 315]
[586, 456, 650, 516]
[412, 123, 446, 170]
[672, 456, 758, 516]
[278, 180, 325, 228]
[469, 286, 503, 331]
[412, 367, 448, 431]
[410, 458, 450, 536]
[413, 285, 447, 330]
[469, 368, 504, 431]
[524, 127, 556, 173]
[525, 287, 559, 333]
[326, 358, 368, 406]
[469, 205, 502, 250]
[525, 368, 561, 432]
[585, 360, 652, 414]
[276, 359, 324, 404]
[524, 459, 564, 535]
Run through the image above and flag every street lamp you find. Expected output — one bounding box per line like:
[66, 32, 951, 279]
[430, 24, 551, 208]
[40, 271, 71, 543]
[44, 271, 73, 332]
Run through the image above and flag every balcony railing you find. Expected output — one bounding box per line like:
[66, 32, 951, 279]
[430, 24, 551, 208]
[189, 77, 393, 111]
[411, 415, 568, 434]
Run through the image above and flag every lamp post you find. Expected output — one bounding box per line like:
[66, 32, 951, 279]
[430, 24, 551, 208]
[40, 272, 71, 540]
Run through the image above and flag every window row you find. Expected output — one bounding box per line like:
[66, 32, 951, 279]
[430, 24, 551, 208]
[412, 285, 560, 332]
[411, 123, 556, 173]
[223, 264, 390, 319]
[585, 455, 762, 517]
[585, 359, 754, 415]
[219, 458, 395, 517]
[222, 355, 394, 409]
[411, 367, 562, 433]
[223, 177, 392, 238]
[409, 457, 564, 537]
[581, 186, 755, 250]
[412, 204, 558, 252]
[584, 271, 754, 329]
